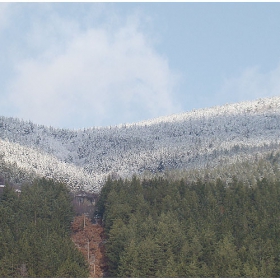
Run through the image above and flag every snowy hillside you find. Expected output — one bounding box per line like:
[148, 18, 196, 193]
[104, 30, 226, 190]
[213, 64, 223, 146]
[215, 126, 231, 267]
[1, 96, 280, 192]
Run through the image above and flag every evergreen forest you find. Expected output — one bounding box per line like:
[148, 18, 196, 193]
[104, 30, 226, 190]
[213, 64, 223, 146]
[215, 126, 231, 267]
[0, 178, 89, 277]
[3, 96, 280, 278]
[97, 176, 280, 277]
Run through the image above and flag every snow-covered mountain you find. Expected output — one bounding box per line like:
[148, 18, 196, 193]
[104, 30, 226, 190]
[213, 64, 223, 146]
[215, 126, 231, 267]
[1, 96, 280, 192]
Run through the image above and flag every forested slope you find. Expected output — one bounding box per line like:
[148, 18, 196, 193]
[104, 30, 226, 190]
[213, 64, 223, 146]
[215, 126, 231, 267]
[144, 150, 280, 189]
[0, 178, 89, 277]
[97, 176, 280, 277]
[1, 96, 280, 191]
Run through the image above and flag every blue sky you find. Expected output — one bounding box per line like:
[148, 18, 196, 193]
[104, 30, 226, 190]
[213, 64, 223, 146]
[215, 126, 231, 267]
[1, 2, 280, 129]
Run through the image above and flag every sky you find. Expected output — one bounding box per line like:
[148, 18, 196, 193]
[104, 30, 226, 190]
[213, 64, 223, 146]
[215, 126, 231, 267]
[1, 2, 280, 129]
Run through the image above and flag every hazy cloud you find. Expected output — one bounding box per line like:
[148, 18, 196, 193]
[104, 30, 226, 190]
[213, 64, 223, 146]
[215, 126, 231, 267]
[218, 63, 280, 104]
[0, 3, 11, 31]
[5, 6, 181, 128]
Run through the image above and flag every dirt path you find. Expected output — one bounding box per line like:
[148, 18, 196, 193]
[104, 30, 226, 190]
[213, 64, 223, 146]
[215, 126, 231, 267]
[71, 215, 107, 277]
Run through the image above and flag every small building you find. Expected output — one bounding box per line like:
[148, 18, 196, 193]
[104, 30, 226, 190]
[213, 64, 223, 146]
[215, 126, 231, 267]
[0, 185, 22, 196]
[74, 191, 97, 206]
[72, 191, 98, 218]
[0, 185, 5, 195]
[15, 189, 22, 197]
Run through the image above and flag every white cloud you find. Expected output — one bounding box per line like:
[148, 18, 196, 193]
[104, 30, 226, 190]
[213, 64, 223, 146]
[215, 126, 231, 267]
[218, 63, 280, 104]
[6, 7, 181, 129]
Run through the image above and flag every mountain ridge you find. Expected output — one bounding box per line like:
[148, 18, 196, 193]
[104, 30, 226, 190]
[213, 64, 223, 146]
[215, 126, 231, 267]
[1, 96, 280, 192]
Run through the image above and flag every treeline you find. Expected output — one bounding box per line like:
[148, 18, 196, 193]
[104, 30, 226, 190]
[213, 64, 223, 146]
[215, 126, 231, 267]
[141, 151, 280, 191]
[97, 176, 280, 277]
[0, 178, 89, 277]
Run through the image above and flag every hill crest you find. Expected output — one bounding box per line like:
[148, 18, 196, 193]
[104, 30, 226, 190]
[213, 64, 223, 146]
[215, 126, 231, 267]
[1, 96, 280, 192]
